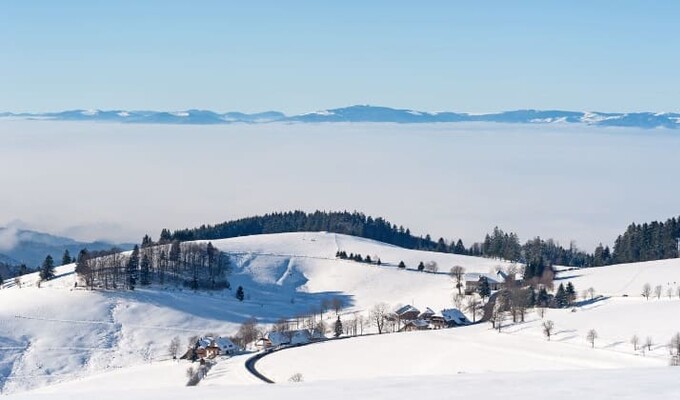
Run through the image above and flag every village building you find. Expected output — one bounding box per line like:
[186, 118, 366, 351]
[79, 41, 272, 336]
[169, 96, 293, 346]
[181, 336, 238, 360]
[400, 319, 430, 332]
[441, 308, 470, 327]
[393, 304, 420, 321]
[463, 271, 506, 295]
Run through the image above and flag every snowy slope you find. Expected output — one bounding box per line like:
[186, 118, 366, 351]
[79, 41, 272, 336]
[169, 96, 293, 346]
[563, 257, 680, 296]
[0, 232, 509, 394]
[2, 232, 679, 397]
[7, 368, 680, 400]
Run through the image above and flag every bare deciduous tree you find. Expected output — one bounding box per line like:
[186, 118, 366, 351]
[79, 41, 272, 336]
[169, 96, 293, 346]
[631, 334, 640, 351]
[645, 336, 653, 352]
[587, 287, 596, 300]
[586, 329, 598, 348]
[654, 285, 663, 299]
[234, 317, 260, 348]
[450, 266, 465, 295]
[542, 320, 555, 341]
[452, 293, 465, 309]
[424, 261, 439, 273]
[369, 303, 389, 334]
[169, 336, 181, 359]
[642, 283, 652, 300]
[464, 296, 481, 323]
[331, 297, 344, 315]
[490, 301, 504, 332]
[667, 287, 673, 299]
[537, 307, 547, 319]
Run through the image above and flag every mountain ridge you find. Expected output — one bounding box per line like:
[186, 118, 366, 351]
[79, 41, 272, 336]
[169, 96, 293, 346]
[2, 105, 679, 128]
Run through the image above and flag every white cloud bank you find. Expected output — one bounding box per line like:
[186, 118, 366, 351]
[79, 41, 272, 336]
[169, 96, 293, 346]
[0, 120, 678, 250]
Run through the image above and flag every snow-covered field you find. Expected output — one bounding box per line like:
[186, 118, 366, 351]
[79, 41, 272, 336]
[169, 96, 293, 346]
[1, 231, 680, 398]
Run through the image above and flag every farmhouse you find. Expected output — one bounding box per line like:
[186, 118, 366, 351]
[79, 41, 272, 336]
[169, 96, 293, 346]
[257, 329, 318, 350]
[181, 336, 238, 360]
[463, 271, 505, 295]
[394, 304, 420, 321]
[400, 319, 430, 332]
[441, 308, 470, 327]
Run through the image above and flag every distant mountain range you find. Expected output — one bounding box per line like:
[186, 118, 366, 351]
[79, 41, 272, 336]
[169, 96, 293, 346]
[2, 105, 679, 128]
[0, 228, 134, 273]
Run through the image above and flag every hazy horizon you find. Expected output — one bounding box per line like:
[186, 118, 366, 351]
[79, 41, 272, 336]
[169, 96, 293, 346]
[1, 119, 678, 251]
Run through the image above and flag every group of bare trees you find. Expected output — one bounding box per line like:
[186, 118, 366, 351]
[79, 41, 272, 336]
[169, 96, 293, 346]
[641, 283, 680, 300]
[75, 241, 231, 290]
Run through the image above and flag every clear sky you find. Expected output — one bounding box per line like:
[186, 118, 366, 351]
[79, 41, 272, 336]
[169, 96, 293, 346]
[2, 1, 679, 114]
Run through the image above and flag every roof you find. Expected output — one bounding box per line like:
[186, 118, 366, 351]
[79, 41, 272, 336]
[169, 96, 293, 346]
[419, 307, 435, 318]
[464, 272, 504, 284]
[404, 319, 430, 328]
[214, 336, 237, 352]
[266, 329, 313, 346]
[441, 308, 470, 325]
[394, 304, 420, 316]
[196, 336, 237, 352]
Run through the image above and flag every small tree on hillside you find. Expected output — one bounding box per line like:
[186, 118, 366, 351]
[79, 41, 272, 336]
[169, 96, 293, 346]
[450, 265, 465, 295]
[169, 336, 181, 359]
[642, 283, 652, 300]
[478, 277, 491, 302]
[140, 254, 151, 286]
[654, 285, 663, 299]
[334, 316, 343, 338]
[417, 261, 425, 272]
[61, 249, 72, 265]
[40, 255, 56, 281]
[542, 320, 555, 341]
[236, 286, 245, 302]
[586, 329, 598, 348]
[126, 245, 139, 290]
[565, 282, 576, 305]
[369, 303, 389, 334]
[631, 334, 640, 351]
[398, 261, 406, 269]
[465, 296, 481, 323]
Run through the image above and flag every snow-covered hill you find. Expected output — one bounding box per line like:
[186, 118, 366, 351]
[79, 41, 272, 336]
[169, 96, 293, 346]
[0, 232, 510, 394]
[2, 232, 679, 398]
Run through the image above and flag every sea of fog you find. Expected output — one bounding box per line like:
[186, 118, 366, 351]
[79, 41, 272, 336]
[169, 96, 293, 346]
[0, 120, 678, 251]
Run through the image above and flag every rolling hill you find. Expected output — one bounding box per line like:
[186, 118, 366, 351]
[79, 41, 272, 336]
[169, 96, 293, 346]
[1, 231, 679, 398]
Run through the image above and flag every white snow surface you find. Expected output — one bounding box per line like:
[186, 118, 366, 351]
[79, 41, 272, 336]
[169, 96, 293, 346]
[1, 231, 680, 399]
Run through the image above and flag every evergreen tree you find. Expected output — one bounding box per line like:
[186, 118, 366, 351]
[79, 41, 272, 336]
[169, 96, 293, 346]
[377, 258, 382, 266]
[526, 287, 537, 307]
[555, 283, 568, 308]
[537, 287, 550, 307]
[417, 261, 425, 272]
[61, 249, 72, 265]
[453, 239, 466, 254]
[478, 277, 491, 300]
[141, 234, 154, 248]
[565, 282, 576, 305]
[75, 249, 91, 288]
[334, 316, 343, 338]
[39, 255, 55, 281]
[365, 255, 372, 263]
[158, 228, 172, 244]
[126, 245, 140, 290]
[140, 254, 151, 286]
[236, 286, 245, 302]
[398, 261, 406, 269]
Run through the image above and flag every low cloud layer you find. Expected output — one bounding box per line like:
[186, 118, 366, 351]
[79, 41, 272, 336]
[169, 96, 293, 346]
[0, 120, 678, 250]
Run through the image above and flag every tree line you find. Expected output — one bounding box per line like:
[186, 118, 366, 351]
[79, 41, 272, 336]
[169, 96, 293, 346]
[75, 238, 231, 291]
[165, 211, 469, 254]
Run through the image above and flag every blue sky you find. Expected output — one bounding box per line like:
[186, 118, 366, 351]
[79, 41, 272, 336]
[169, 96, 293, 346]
[2, 1, 679, 113]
